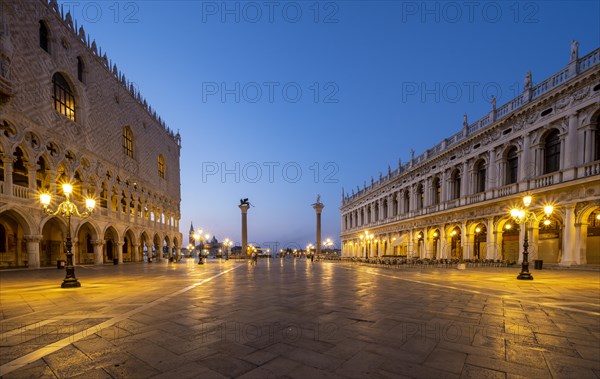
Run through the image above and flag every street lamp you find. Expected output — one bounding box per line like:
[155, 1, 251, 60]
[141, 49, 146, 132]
[509, 195, 554, 280]
[223, 238, 232, 260]
[323, 238, 334, 254]
[193, 229, 204, 264]
[359, 230, 374, 258]
[40, 183, 95, 288]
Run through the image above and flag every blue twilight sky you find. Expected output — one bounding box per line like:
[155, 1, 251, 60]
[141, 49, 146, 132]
[59, 1, 599, 249]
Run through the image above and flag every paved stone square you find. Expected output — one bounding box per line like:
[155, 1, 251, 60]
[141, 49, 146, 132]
[0, 259, 599, 378]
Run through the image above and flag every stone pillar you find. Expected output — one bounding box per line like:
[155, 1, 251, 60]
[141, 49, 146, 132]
[24, 235, 42, 269]
[27, 163, 37, 194]
[132, 243, 140, 262]
[312, 201, 324, 256]
[461, 161, 469, 199]
[488, 149, 497, 190]
[239, 203, 250, 257]
[93, 240, 104, 265]
[563, 113, 579, 180]
[2, 156, 13, 195]
[519, 133, 531, 191]
[576, 223, 587, 264]
[116, 241, 123, 264]
[461, 221, 468, 260]
[486, 218, 496, 260]
[407, 230, 414, 258]
[561, 204, 577, 266]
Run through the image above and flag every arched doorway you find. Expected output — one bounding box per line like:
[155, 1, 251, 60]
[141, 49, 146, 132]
[586, 211, 600, 264]
[537, 215, 562, 263]
[502, 222, 520, 263]
[123, 229, 136, 262]
[41, 217, 66, 267]
[473, 224, 487, 260]
[0, 210, 31, 268]
[104, 227, 118, 263]
[449, 227, 461, 259]
[76, 222, 97, 265]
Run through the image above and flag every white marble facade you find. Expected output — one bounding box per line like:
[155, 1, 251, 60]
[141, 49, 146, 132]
[341, 45, 600, 266]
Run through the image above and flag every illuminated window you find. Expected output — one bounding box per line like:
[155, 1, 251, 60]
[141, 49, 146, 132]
[158, 155, 165, 178]
[52, 73, 75, 121]
[122, 127, 133, 158]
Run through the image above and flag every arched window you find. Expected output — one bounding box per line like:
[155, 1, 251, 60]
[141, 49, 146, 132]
[39, 21, 49, 52]
[544, 129, 561, 174]
[475, 160, 486, 193]
[52, 73, 76, 121]
[77, 57, 85, 82]
[123, 127, 133, 158]
[451, 170, 461, 200]
[506, 147, 518, 185]
[432, 177, 441, 205]
[158, 155, 165, 178]
[12, 147, 28, 187]
[417, 184, 424, 209]
[403, 190, 410, 212]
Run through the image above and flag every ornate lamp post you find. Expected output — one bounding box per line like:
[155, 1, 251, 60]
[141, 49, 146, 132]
[40, 183, 95, 288]
[359, 231, 374, 259]
[510, 195, 554, 280]
[323, 238, 334, 255]
[223, 238, 232, 260]
[193, 229, 205, 264]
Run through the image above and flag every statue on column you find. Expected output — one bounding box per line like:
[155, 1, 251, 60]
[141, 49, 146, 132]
[570, 40, 579, 62]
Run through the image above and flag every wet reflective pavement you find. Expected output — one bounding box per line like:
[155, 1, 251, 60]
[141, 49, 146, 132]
[1, 259, 599, 378]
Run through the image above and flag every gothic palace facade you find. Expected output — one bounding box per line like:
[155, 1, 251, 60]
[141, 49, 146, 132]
[0, 0, 182, 268]
[341, 44, 600, 266]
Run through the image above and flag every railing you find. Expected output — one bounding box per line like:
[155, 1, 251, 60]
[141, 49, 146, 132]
[580, 161, 600, 178]
[531, 172, 558, 189]
[579, 49, 600, 71]
[495, 184, 515, 198]
[12, 184, 29, 199]
[467, 193, 485, 204]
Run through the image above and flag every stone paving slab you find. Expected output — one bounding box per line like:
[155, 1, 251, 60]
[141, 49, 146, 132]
[1, 259, 599, 378]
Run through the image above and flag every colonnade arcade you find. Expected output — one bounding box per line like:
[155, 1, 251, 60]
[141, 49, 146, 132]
[342, 203, 600, 266]
[0, 208, 181, 269]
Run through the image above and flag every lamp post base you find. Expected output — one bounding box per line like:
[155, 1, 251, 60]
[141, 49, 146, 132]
[517, 272, 533, 280]
[61, 278, 81, 288]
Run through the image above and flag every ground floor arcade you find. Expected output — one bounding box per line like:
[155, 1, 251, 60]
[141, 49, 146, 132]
[0, 207, 182, 269]
[342, 202, 600, 266]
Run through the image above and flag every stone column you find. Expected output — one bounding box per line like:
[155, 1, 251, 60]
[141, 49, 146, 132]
[519, 134, 531, 192]
[132, 243, 140, 262]
[24, 235, 42, 269]
[486, 217, 496, 260]
[561, 204, 577, 266]
[461, 221, 468, 260]
[93, 240, 104, 265]
[2, 155, 13, 195]
[116, 241, 123, 264]
[27, 163, 37, 194]
[239, 203, 250, 257]
[312, 200, 324, 256]
[488, 149, 497, 190]
[562, 111, 582, 169]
